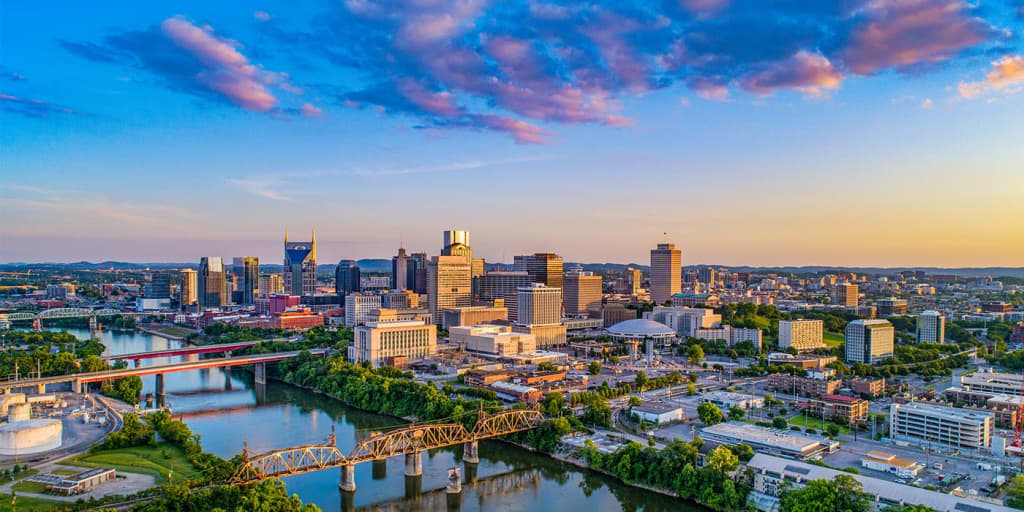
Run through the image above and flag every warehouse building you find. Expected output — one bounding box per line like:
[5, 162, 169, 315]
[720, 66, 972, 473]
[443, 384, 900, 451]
[700, 422, 835, 460]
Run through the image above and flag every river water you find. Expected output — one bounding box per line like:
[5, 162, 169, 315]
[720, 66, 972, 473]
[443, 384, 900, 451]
[59, 328, 701, 512]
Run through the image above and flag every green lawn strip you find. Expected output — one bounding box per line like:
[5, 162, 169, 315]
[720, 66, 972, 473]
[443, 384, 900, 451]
[10, 481, 49, 494]
[823, 332, 844, 347]
[50, 470, 75, 476]
[60, 443, 202, 483]
[788, 414, 850, 434]
[0, 493, 68, 512]
[148, 325, 194, 338]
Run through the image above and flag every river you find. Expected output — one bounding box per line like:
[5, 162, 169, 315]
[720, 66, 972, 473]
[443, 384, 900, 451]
[58, 327, 700, 512]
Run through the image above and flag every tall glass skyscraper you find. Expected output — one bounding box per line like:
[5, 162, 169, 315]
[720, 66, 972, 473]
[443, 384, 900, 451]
[284, 229, 317, 296]
[335, 259, 361, 295]
[198, 256, 226, 309]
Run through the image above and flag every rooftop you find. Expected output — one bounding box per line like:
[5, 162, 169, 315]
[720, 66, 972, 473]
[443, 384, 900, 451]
[894, 401, 994, 423]
[749, 453, 1013, 512]
[816, 394, 864, 404]
[701, 421, 821, 451]
[633, 402, 682, 414]
[607, 318, 675, 338]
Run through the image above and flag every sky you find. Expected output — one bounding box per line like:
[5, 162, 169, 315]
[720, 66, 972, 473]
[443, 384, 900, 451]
[2, 0, 1023, 268]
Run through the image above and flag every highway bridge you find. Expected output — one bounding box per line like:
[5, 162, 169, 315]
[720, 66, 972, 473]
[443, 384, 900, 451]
[0, 349, 328, 405]
[230, 408, 545, 493]
[99, 339, 293, 362]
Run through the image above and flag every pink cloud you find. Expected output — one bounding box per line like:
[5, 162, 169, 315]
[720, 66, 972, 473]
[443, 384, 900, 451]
[477, 115, 547, 144]
[253, 11, 272, 21]
[688, 76, 730, 101]
[395, 78, 462, 116]
[679, 0, 732, 18]
[300, 103, 325, 118]
[840, 0, 992, 74]
[160, 16, 299, 112]
[740, 51, 843, 96]
[957, 54, 1024, 99]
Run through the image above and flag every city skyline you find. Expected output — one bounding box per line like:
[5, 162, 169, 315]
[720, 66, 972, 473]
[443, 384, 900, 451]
[3, 1, 1023, 266]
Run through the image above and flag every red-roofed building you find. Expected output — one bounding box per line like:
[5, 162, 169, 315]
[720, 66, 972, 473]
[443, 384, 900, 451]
[807, 394, 868, 423]
[272, 309, 323, 331]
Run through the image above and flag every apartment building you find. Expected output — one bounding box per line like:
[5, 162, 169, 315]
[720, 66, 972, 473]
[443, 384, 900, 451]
[778, 320, 825, 352]
[807, 394, 868, 423]
[845, 319, 894, 364]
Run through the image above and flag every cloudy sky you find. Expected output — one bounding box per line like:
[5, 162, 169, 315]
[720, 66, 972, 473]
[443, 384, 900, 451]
[2, 0, 1022, 267]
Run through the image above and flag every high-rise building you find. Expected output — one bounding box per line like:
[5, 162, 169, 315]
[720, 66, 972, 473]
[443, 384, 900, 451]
[650, 243, 681, 304]
[180, 269, 198, 309]
[832, 283, 859, 307]
[392, 247, 412, 291]
[478, 271, 532, 322]
[427, 255, 472, 321]
[889, 402, 992, 450]
[845, 319, 894, 364]
[627, 267, 644, 295]
[198, 257, 226, 309]
[916, 311, 945, 344]
[778, 320, 825, 352]
[442, 230, 470, 249]
[514, 253, 563, 290]
[563, 266, 602, 317]
[410, 252, 428, 294]
[516, 283, 562, 327]
[259, 274, 283, 297]
[231, 257, 259, 305]
[284, 229, 317, 296]
[698, 266, 717, 286]
[335, 259, 361, 295]
[144, 271, 171, 299]
[345, 293, 382, 327]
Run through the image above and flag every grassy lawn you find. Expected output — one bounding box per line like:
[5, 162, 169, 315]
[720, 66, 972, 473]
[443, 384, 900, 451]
[10, 481, 49, 494]
[0, 493, 67, 512]
[61, 443, 202, 483]
[788, 414, 850, 434]
[50, 470, 75, 476]
[823, 331, 844, 347]
[145, 325, 194, 338]
[0, 469, 38, 484]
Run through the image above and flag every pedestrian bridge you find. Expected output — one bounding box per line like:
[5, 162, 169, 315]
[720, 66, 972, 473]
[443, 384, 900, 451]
[229, 408, 545, 491]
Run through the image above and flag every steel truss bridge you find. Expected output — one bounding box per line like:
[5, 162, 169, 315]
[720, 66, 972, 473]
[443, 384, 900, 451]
[230, 408, 544, 486]
[6, 308, 122, 321]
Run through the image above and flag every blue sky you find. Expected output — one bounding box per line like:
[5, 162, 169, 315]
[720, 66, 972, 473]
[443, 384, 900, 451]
[2, 0, 1023, 267]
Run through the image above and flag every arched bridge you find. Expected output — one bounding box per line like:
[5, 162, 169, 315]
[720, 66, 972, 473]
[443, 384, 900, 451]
[230, 408, 544, 491]
[6, 308, 122, 321]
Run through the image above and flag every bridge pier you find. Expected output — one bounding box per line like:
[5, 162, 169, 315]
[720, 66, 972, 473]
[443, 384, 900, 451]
[36, 384, 46, 395]
[371, 458, 387, 480]
[446, 466, 462, 494]
[155, 373, 166, 407]
[463, 439, 479, 464]
[404, 451, 422, 476]
[254, 362, 266, 385]
[339, 464, 356, 492]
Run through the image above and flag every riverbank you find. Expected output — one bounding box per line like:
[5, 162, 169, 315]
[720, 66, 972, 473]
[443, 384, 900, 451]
[136, 325, 193, 340]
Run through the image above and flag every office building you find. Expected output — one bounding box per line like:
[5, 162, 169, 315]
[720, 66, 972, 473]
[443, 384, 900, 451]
[442, 306, 508, 329]
[702, 391, 765, 410]
[230, 256, 259, 305]
[381, 289, 418, 309]
[259, 274, 283, 297]
[514, 253, 564, 290]
[350, 319, 437, 368]
[889, 402, 993, 450]
[646, 306, 720, 338]
[442, 229, 473, 264]
[345, 294, 382, 327]
[845, 319, 894, 364]
[284, 229, 317, 296]
[427, 255, 472, 321]
[832, 283, 859, 307]
[916, 311, 945, 343]
[335, 259, 361, 295]
[391, 247, 414, 291]
[626, 267, 644, 295]
[650, 243, 681, 304]
[807, 394, 868, 423]
[877, 297, 908, 316]
[478, 271, 532, 321]
[778, 320, 825, 352]
[593, 302, 637, 327]
[631, 403, 684, 425]
[698, 266, 716, 286]
[451, 324, 536, 357]
[442, 229, 470, 249]
[198, 257, 226, 309]
[746, 454, 1011, 512]
[143, 271, 170, 299]
[410, 252, 428, 294]
[700, 422, 833, 460]
[180, 269, 198, 309]
[563, 267, 602, 317]
[517, 284, 561, 326]
[367, 308, 432, 324]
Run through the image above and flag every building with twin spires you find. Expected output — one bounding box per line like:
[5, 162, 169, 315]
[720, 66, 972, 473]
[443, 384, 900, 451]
[284, 228, 317, 296]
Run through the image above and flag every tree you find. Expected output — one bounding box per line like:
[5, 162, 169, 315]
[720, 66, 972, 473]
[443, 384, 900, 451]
[635, 371, 648, 392]
[1006, 475, 1024, 508]
[705, 445, 739, 473]
[825, 423, 841, 437]
[628, 395, 642, 407]
[697, 402, 723, 426]
[773, 417, 788, 429]
[588, 361, 602, 375]
[780, 474, 871, 512]
[728, 405, 745, 421]
[686, 344, 704, 365]
[687, 382, 697, 396]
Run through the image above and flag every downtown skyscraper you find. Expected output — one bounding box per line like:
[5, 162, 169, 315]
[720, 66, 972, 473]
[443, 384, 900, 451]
[284, 228, 317, 296]
[198, 257, 226, 309]
[650, 243, 681, 304]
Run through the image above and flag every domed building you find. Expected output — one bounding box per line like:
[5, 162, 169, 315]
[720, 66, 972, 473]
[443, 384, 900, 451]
[607, 318, 676, 341]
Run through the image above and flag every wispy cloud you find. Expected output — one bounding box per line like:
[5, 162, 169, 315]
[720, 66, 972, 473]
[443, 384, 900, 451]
[350, 155, 551, 176]
[957, 55, 1024, 99]
[224, 178, 291, 200]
